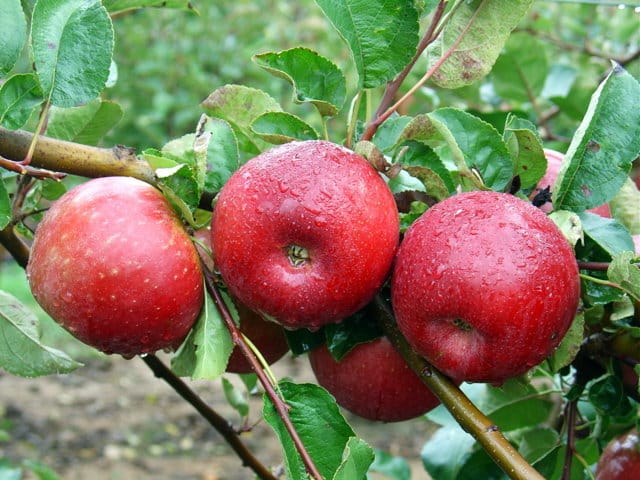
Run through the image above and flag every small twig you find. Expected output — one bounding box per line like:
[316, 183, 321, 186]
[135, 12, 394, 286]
[201, 266, 324, 480]
[372, 1, 448, 121]
[561, 400, 578, 480]
[361, 0, 486, 141]
[141, 354, 279, 480]
[374, 294, 545, 480]
[0, 154, 66, 180]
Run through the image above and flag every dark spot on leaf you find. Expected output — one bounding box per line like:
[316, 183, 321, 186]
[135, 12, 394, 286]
[580, 184, 592, 197]
[47, 42, 57, 49]
[587, 140, 600, 153]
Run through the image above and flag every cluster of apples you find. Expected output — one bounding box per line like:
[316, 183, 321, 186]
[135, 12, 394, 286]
[31, 140, 615, 424]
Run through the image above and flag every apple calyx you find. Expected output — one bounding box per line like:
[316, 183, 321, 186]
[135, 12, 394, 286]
[287, 244, 310, 267]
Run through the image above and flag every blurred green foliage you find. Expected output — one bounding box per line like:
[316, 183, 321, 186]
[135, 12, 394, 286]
[103, 1, 639, 153]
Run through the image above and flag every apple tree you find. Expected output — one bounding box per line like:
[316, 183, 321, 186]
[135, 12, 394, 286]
[1, 1, 639, 479]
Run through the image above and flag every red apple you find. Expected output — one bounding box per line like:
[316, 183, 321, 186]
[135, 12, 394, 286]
[595, 430, 640, 480]
[193, 228, 289, 373]
[27, 177, 204, 356]
[211, 140, 399, 330]
[533, 148, 611, 217]
[309, 337, 444, 422]
[391, 191, 580, 384]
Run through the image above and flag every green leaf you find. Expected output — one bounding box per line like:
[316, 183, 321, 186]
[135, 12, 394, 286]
[400, 141, 456, 197]
[518, 428, 561, 479]
[251, 112, 319, 145]
[31, 0, 114, 107]
[263, 381, 363, 480]
[503, 115, 546, 190]
[199, 117, 240, 195]
[607, 251, 640, 303]
[587, 374, 631, 416]
[609, 178, 640, 236]
[491, 33, 548, 104]
[313, 0, 419, 89]
[170, 290, 233, 380]
[546, 312, 584, 373]
[548, 210, 583, 247]
[46, 99, 123, 145]
[425, 0, 533, 89]
[369, 450, 411, 480]
[333, 436, 374, 480]
[579, 212, 635, 257]
[553, 65, 640, 212]
[0, 290, 82, 377]
[400, 108, 513, 191]
[421, 426, 476, 480]
[0, 74, 44, 130]
[253, 47, 346, 117]
[103, 0, 196, 14]
[541, 64, 578, 100]
[221, 377, 249, 418]
[283, 328, 324, 356]
[324, 308, 383, 361]
[371, 116, 413, 154]
[0, 0, 27, 75]
[0, 180, 11, 230]
[201, 84, 282, 157]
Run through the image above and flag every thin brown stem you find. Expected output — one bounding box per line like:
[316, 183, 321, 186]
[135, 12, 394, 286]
[362, 0, 486, 141]
[372, 1, 448, 120]
[561, 400, 578, 480]
[374, 295, 545, 480]
[202, 267, 323, 480]
[0, 154, 66, 180]
[141, 354, 279, 480]
[0, 226, 30, 269]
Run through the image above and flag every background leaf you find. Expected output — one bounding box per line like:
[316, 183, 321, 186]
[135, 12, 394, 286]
[0, 0, 27, 76]
[0, 180, 11, 230]
[426, 0, 534, 89]
[31, 0, 114, 107]
[491, 33, 548, 104]
[0, 291, 82, 377]
[579, 212, 635, 258]
[553, 65, 640, 211]
[313, 0, 419, 89]
[253, 47, 346, 117]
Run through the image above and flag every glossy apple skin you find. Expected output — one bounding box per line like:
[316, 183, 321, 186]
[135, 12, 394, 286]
[27, 177, 204, 356]
[193, 228, 289, 373]
[391, 191, 580, 384]
[533, 148, 611, 217]
[211, 140, 399, 330]
[309, 337, 443, 422]
[596, 430, 640, 480]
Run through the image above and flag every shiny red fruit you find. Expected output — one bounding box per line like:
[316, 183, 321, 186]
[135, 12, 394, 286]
[211, 140, 399, 330]
[533, 148, 611, 217]
[27, 177, 204, 356]
[596, 430, 640, 480]
[309, 337, 443, 422]
[392, 191, 580, 384]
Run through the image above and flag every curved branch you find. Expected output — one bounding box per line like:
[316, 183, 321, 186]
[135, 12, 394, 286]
[141, 354, 279, 480]
[374, 295, 545, 480]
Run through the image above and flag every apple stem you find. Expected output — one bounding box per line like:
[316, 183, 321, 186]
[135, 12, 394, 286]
[141, 354, 279, 480]
[201, 265, 325, 480]
[374, 294, 546, 480]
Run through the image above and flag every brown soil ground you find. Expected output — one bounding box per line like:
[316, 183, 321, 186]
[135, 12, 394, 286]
[0, 351, 435, 480]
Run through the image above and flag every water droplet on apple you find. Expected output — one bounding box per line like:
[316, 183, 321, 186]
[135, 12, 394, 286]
[314, 216, 327, 227]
